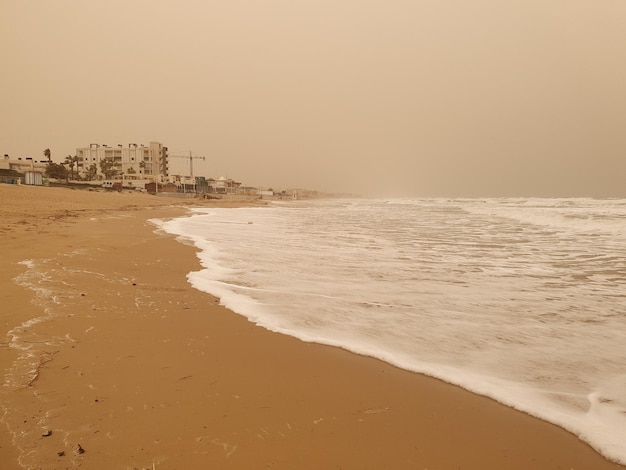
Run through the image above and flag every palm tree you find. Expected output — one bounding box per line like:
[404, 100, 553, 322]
[99, 157, 117, 179]
[72, 155, 80, 180]
[43, 148, 51, 162]
[86, 163, 98, 181]
[64, 155, 75, 181]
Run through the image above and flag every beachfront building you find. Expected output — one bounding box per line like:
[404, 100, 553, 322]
[1, 155, 47, 185]
[75, 142, 169, 183]
[212, 176, 242, 194]
[1, 155, 48, 173]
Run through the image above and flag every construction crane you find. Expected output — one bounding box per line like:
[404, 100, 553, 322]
[168, 151, 206, 192]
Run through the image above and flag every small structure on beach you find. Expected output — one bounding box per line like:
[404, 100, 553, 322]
[145, 182, 178, 194]
[24, 171, 44, 186]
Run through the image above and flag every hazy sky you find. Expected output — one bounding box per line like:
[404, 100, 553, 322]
[2, 0, 625, 197]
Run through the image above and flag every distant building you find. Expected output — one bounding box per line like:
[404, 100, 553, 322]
[75, 142, 169, 182]
[1, 155, 47, 185]
[1, 154, 48, 173]
[212, 176, 242, 194]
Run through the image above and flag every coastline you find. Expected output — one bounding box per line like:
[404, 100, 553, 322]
[1, 185, 624, 469]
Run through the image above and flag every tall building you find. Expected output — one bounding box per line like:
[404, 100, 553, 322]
[76, 142, 168, 181]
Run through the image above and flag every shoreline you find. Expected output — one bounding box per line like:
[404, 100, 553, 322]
[1, 185, 624, 469]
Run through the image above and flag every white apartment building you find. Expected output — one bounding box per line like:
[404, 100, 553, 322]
[76, 142, 169, 181]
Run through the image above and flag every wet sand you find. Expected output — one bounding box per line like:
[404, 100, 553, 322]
[1, 184, 623, 469]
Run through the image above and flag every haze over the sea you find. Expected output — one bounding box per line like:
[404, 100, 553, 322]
[2, 0, 625, 197]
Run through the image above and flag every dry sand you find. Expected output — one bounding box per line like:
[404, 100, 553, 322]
[1, 184, 623, 469]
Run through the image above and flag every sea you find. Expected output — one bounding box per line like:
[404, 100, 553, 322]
[156, 197, 626, 464]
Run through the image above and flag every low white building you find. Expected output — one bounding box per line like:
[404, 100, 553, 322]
[1, 155, 47, 185]
[1, 155, 48, 173]
[212, 176, 242, 194]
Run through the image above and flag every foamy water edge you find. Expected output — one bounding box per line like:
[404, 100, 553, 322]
[152, 199, 626, 465]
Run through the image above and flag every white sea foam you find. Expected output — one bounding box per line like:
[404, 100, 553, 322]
[155, 198, 626, 464]
[5, 259, 83, 389]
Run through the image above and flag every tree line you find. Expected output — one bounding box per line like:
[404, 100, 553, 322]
[42, 148, 130, 181]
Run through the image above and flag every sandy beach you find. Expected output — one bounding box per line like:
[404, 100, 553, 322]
[1, 184, 624, 469]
